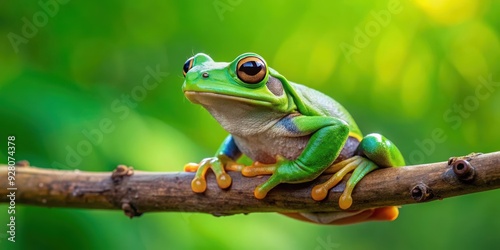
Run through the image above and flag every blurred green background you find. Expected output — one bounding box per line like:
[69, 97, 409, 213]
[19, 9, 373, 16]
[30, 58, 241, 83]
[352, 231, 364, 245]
[1, 0, 499, 249]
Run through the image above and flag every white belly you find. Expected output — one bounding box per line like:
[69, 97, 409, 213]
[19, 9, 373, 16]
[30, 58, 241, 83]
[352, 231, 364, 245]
[233, 131, 310, 164]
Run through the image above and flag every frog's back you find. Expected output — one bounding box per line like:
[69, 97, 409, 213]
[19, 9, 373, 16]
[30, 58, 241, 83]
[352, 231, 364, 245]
[291, 82, 361, 136]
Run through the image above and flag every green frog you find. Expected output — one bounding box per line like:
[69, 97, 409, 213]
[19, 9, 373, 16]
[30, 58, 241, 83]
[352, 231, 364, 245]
[182, 52, 405, 224]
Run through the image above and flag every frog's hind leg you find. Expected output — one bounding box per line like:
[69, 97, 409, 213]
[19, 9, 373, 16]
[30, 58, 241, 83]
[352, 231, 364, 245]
[281, 206, 399, 225]
[312, 133, 405, 210]
[311, 156, 376, 209]
[338, 159, 379, 209]
[359, 133, 405, 169]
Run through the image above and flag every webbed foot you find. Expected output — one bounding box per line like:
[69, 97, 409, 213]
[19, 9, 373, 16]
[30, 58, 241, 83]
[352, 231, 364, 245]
[242, 155, 323, 200]
[311, 133, 405, 210]
[311, 156, 378, 209]
[184, 155, 244, 193]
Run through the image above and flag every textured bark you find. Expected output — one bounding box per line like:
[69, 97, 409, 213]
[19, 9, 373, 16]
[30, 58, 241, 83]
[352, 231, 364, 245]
[1, 152, 499, 217]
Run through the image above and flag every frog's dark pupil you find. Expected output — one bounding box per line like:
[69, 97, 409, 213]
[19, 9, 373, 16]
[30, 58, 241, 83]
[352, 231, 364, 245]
[240, 61, 262, 76]
[183, 60, 192, 74]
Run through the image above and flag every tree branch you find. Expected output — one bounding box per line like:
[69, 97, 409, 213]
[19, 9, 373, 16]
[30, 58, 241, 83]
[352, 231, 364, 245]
[1, 152, 499, 217]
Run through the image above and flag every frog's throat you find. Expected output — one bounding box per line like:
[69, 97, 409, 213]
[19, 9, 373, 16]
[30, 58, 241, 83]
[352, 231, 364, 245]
[184, 91, 289, 137]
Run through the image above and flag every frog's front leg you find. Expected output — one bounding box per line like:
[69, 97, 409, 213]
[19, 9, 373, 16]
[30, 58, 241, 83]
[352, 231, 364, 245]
[243, 115, 350, 199]
[312, 133, 405, 209]
[184, 135, 243, 192]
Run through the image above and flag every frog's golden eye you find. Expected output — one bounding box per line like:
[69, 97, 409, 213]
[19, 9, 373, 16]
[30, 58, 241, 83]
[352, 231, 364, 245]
[183, 57, 194, 77]
[236, 56, 266, 84]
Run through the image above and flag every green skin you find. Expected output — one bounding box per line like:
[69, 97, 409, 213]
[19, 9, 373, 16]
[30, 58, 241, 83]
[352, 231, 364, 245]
[182, 52, 405, 214]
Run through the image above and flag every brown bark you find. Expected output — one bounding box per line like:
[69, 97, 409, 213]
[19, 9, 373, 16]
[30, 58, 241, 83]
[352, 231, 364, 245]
[1, 152, 499, 217]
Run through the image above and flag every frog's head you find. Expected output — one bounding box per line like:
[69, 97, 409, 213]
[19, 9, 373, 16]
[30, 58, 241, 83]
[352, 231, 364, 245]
[182, 52, 300, 135]
[182, 53, 295, 114]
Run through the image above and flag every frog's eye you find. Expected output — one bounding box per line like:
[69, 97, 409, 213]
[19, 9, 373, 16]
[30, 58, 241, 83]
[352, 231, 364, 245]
[236, 56, 266, 84]
[183, 57, 194, 77]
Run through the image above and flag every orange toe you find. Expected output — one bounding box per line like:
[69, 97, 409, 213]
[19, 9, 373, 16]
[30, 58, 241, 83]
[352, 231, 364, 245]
[184, 163, 199, 172]
[368, 206, 399, 222]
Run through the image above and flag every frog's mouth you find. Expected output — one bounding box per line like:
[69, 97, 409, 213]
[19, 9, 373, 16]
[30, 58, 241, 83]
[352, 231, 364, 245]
[184, 91, 274, 108]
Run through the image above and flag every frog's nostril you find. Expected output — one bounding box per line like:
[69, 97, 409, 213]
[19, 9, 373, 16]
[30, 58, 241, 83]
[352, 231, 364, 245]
[202, 72, 209, 78]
